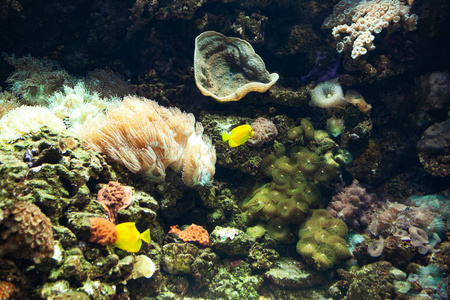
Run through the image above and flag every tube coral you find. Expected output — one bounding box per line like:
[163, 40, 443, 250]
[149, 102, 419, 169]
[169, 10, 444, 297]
[80, 96, 216, 186]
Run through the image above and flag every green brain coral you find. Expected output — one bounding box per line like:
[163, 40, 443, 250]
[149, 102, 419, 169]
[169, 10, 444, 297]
[296, 209, 350, 270]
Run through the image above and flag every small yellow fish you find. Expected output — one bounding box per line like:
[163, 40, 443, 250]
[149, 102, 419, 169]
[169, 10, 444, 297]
[222, 124, 254, 148]
[114, 222, 151, 252]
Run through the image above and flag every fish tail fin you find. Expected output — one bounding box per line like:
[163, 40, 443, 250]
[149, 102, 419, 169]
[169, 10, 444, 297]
[140, 229, 151, 243]
[222, 132, 230, 142]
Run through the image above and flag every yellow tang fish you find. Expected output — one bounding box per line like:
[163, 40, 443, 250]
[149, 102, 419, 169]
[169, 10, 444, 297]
[222, 124, 254, 148]
[114, 222, 151, 252]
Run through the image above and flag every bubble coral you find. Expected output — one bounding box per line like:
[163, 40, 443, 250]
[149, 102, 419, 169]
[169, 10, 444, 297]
[97, 181, 133, 224]
[88, 217, 118, 246]
[169, 224, 209, 246]
[0, 201, 54, 263]
[247, 117, 278, 148]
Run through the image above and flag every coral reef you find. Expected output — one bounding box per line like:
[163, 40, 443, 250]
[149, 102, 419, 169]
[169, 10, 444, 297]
[322, 0, 418, 59]
[0, 201, 54, 263]
[367, 201, 445, 255]
[194, 31, 279, 102]
[96, 181, 133, 224]
[247, 117, 278, 148]
[263, 258, 325, 288]
[328, 261, 396, 300]
[416, 120, 450, 177]
[309, 78, 345, 109]
[46, 82, 118, 133]
[169, 224, 210, 246]
[296, 209, 350, 270]
[3, 54, 73, 104]
[88, 217, 117, 246]
[210, 226, 252, 256]
[0, 106, 66, 141]
[420, 71, 450, 110]
[328, 179, 380, 230]
[80, 96, 216, 186]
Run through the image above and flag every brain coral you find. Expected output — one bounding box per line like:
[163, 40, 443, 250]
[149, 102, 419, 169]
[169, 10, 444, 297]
[80, 96, 216, 186]
[0, 201, 54, 263]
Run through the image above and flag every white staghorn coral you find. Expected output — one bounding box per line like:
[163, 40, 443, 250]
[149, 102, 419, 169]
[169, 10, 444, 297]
[322, 0, 419, 59]
[79, 96, 216, 186]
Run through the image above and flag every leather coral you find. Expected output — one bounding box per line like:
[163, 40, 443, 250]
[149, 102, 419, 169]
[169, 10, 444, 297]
[79, 96, 216, 186]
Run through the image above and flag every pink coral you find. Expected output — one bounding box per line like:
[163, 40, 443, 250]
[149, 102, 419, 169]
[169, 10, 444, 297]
[247, 117, 278, 148]
[97, 181, 133, 224]
[328, 179, 380, 230]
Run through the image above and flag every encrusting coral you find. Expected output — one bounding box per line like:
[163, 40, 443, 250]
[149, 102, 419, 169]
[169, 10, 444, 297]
[0, 201, 54, 263]
[322, 0, 419, 59]
[96, 181, 133, 224]
[88, 217, 118, 246]
[169, 224, 210, 246]
[80, 96, 216, 186]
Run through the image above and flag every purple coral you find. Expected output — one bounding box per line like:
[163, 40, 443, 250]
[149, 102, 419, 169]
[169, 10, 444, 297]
[247, 117, 278, 148]
[327, 179, 380, 230]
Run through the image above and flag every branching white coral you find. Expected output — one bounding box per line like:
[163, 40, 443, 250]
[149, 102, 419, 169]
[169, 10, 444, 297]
[322, 0, 419, 59]
[79, 96, 216, 186]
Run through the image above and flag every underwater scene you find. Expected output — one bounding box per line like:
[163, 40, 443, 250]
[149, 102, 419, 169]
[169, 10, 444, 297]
[0, 0, 449, 299]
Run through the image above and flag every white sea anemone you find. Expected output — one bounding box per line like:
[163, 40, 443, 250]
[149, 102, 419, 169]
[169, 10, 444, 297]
[309, 79, 346, 109]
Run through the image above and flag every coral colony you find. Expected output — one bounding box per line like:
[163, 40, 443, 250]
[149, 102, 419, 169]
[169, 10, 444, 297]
[0, 0, 449, 299]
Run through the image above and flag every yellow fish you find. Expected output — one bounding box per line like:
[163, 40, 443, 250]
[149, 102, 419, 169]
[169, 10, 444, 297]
[222, 124, 254, 148]
[114, 222, 151, 252]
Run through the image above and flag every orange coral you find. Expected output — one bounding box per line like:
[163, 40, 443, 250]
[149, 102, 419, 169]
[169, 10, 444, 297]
[97, 181, 133, 224]
[0, 281, 17, 299]
[89, 218, 117, 246]
[169, 224, 209, 246]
